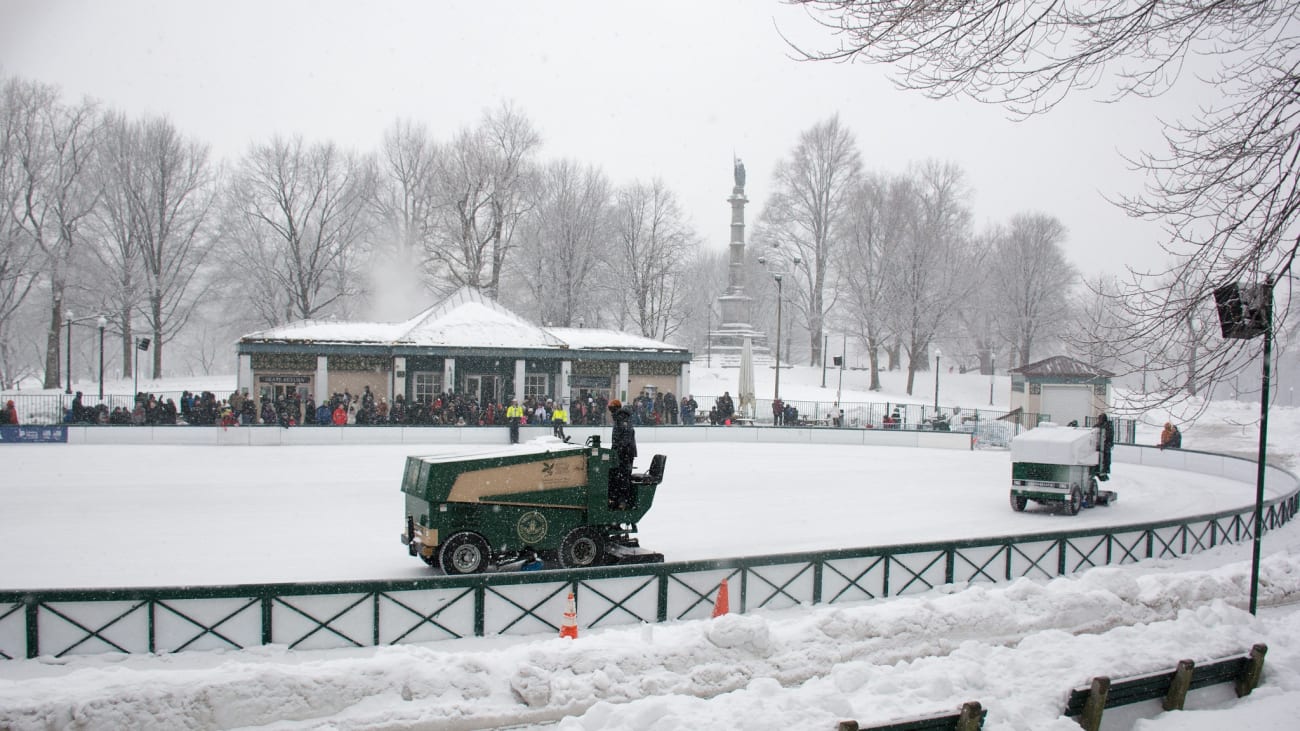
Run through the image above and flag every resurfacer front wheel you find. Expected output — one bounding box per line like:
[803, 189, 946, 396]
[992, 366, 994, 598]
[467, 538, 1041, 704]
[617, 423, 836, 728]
[1010, 494, 1027, 512]
[1067, 486, 1083, 516]
[439, 532, 491, 575]
[559, 527, 605, 569]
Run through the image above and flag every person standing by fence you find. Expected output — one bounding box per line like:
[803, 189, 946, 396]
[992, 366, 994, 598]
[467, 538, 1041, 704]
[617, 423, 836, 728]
[506, 398, 524, 444]
[551, 401, 569, 442]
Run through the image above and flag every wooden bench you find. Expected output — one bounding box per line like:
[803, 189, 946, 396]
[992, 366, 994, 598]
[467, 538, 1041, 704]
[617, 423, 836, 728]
[837, 701, 985, 731]
[1064, 644, 1267, 731]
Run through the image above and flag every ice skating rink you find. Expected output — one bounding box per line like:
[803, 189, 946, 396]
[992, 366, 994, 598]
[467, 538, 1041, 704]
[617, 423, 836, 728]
[0, 440, 1265, 590]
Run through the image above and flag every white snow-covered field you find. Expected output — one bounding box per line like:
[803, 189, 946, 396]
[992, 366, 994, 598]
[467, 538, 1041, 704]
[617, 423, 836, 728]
[2, 366, 1300, 730]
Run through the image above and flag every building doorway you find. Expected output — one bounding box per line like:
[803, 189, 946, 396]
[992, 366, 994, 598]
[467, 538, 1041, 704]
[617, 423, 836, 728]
[465, 375, 501, 405]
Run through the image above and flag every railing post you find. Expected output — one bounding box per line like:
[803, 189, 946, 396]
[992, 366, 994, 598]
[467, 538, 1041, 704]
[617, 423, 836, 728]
[261, 593, 273, 646]
[812, 560, 823, 605]
[1079, 676, 1110, 731]
[25, 596, 38, 659]
[657, 573, 668, 623]
[1163, 659, 1194, 710]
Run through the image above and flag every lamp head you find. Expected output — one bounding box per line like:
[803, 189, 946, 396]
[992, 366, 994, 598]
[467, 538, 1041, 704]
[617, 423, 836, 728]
[65, 309, 74, 322]
[97, 315, 107, 328]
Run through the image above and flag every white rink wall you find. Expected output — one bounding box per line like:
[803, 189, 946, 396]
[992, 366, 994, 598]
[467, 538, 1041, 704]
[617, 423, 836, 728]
[63, 423, 978, 450]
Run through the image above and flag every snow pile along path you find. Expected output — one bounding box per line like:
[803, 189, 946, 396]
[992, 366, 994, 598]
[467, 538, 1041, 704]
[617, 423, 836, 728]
[5, 546, 1300, 730]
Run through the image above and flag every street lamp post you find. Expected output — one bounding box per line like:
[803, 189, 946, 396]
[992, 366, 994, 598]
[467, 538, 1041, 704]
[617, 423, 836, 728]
[774, 273, 783, 403]
[97, 315, 107, 401]
[64, 310, 74, 394]
[934, 348, 942, 413]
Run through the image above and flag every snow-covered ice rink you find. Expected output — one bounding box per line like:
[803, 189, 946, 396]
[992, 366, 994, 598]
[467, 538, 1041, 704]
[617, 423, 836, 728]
[0, 439, 1269, 590]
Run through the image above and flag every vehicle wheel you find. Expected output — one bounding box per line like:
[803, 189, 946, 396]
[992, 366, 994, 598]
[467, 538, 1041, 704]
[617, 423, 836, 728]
[559, 527, 605, 569]
[439, 532, 492, 575]
[1067, 486, 1083, 516]
[1010, 493, 1027, 512]
[1086, 476, 1100, 509]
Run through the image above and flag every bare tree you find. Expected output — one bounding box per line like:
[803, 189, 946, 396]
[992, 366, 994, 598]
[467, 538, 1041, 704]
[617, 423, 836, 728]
[989, 213, 1078, 366]
[610, 179, 698, 340]
[430, 103, 540, 300]
[5, 79, 101, 388]
[89, 110, 146, 378]
[789, 0, 1300, 407]
[886, 160, 979, 395]
[0, 77, 44, 387]
[757, 114, 862, 366]
[229, 136, 372, 324]
[838, 172, 910, 390]
[512, 159, 611, 327]
[96, 113, 217, 379]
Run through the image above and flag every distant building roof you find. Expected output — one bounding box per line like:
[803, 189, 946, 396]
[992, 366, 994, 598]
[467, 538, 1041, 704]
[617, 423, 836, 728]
[1010, 355, 1114, 379]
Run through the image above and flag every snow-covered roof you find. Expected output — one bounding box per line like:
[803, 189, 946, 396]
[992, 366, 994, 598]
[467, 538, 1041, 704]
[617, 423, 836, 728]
[397, 289, 566, 349]
[1010, 355, 1114, 379]
[548, 327, 687, 353]
[239, 288, 685, 355]
[240, 319, 408, 344]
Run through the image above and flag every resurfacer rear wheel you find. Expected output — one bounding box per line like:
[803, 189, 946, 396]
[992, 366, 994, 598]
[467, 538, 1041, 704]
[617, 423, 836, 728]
[1010, 494, 1027, 512]
[439, 532, 491, 575]
[559, 527, 605, 569]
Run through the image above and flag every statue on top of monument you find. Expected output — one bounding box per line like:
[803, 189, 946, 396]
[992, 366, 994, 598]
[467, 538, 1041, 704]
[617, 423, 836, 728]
[734, 157, 745, 188]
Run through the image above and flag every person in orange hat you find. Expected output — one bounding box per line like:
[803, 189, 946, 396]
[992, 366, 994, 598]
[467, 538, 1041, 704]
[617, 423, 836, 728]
[608, 398, 637, 509]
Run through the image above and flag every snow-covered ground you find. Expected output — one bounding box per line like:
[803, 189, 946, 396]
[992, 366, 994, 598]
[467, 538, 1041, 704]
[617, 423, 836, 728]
[2, 365, 1299, 730]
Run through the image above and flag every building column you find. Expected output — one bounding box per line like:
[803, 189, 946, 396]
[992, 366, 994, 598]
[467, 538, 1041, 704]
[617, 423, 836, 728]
[315, 356, 329, 400]
[560, 360, 572, 406]
[237, 354, 253, 395]
[393, 357, 407, 401]
[514, 359, 527, 401]
[679, 362, 691, 404]
[443, 358, 456, 395]
[617, 362, 629, 402]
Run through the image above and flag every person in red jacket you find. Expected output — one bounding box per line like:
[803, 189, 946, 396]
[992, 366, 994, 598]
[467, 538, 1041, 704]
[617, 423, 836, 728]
[332, 403, 347, 425]
[2, 400, 17, 425]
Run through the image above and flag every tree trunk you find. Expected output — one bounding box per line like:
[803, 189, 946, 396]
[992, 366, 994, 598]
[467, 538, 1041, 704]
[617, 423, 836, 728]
[43, 295, 63, 389]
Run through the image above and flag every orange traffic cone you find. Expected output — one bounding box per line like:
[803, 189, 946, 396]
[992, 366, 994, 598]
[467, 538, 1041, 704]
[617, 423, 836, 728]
[559, 592, 579, 639]
[712, 578, 730, 617]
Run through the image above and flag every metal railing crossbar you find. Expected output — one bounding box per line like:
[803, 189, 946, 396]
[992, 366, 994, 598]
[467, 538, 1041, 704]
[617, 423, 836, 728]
[159, 597, 258, 653]
[380, 588, 473, 644]
[888, 551, 947, 596]
[276, 593, 371, 649]
[823, 555, 886, 604]
[40, 599, 144, 657]
[580, 576, 659, 628]
[487, 581, 568, 635]
[746, 562, 815, 609]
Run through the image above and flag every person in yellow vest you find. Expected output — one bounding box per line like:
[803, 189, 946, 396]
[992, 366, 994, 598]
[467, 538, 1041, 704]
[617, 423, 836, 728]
[505, 398, 524, 444]
[551, 401, 569, 442]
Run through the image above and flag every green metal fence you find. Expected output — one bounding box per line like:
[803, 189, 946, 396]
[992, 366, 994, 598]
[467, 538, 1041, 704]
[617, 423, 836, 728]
[2, 447, 1293, 660]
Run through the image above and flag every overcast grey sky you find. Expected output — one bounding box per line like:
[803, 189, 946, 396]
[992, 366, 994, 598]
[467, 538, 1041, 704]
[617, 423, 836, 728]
[2, 0, 1206, 278]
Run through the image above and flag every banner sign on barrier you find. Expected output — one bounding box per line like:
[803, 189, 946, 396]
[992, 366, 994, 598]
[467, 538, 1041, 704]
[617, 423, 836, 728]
[0, 425, 68, 443]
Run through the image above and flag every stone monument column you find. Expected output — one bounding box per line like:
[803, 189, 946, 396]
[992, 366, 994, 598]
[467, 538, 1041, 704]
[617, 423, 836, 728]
[710, 158, 769, 362]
